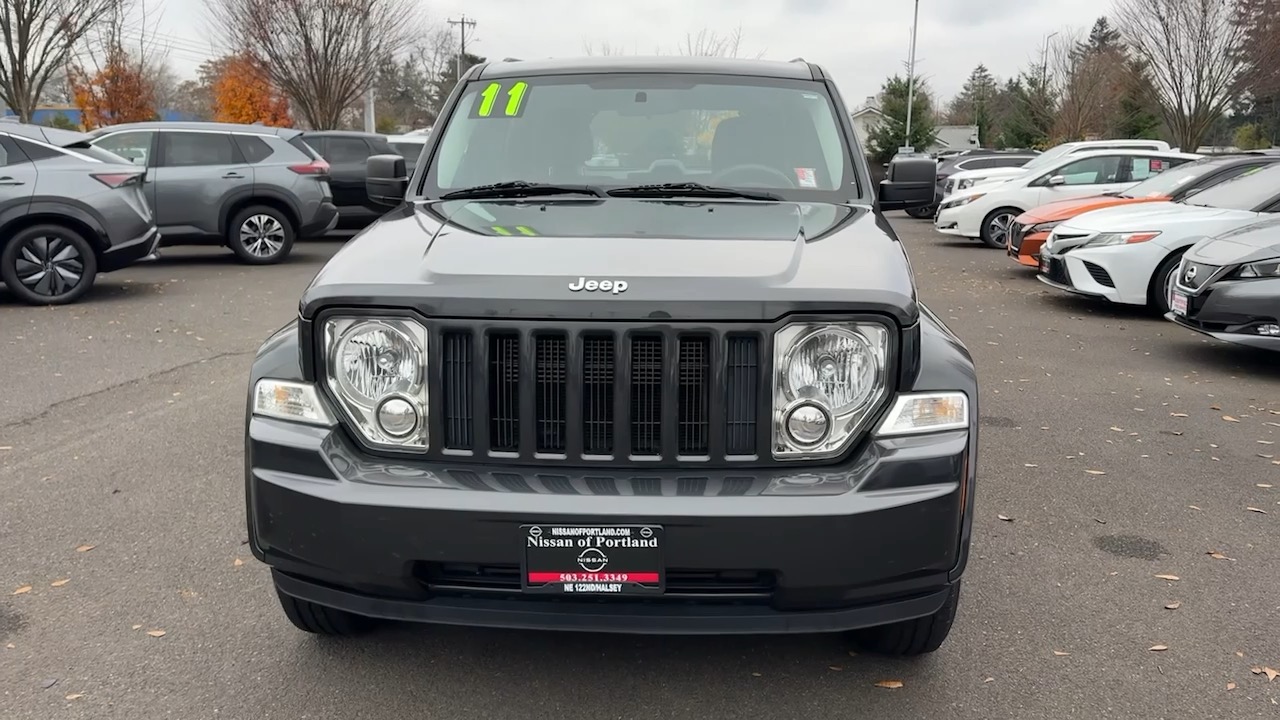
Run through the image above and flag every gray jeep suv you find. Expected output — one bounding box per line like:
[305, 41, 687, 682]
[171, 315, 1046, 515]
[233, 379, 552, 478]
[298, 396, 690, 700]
[87, 122, 338, 264]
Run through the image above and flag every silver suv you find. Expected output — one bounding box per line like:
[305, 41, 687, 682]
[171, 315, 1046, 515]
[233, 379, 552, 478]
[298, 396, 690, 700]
[87, 122, 338, 264]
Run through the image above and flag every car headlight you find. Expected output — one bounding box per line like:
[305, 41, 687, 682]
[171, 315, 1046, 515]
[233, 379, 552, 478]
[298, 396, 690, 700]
[942, 193, 984, 210]
[1028, 220, 1061, 235]
[1082, 231, 1160, 248]
[1237, 259, 1280, 278]
[875, 392, 969, 436]
[323, 316, 428, 450]
[957, 178, 975, 190]
[252, 379, 336, 426]
[773, 323, 889, 459]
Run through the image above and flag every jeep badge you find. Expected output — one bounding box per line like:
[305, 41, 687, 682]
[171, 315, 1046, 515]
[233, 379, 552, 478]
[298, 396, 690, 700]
[568, 277, 628, 294]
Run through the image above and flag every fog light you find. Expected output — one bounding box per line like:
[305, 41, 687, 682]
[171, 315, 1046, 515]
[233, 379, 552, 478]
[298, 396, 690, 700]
[784, 402, 830, 446]
[375, 396, 419, 438]
[1255, 323, 1280, 337]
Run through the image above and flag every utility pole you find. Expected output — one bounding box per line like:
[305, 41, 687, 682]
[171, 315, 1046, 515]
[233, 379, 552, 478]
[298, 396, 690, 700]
[448, 15, 477, 84]
[903, 0, 920, 153]
[362, 2, 375, 132]
[1040, 32, 1059, 91]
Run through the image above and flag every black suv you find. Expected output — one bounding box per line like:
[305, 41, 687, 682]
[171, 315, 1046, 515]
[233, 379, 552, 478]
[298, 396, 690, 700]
[245, 57, 978, 656]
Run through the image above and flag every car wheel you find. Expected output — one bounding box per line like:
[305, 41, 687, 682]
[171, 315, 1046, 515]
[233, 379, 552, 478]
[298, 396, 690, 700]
[979, 208, 1019, 249]
[276, 589, 376, 636]
[228, 205, 295, 265]
[847, 581, 960, 657]
[905, 205, 935, 219]
[1148, 251, 1185, 315]
[0, 224, 99, 306]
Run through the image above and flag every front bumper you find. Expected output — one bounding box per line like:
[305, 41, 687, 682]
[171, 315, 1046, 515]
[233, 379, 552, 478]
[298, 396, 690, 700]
[1167, 275, 1280, 351]
[934, 205, 980, 238]
[1037, 244, 1162, 306]
[1007, 227, 1048, 268]
[249, 417, 973, 635]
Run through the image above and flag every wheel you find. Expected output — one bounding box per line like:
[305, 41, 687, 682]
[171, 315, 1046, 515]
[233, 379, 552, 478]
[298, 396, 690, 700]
[276, 588, 375, 636]
[0, 223, 98, 305]
[228, 205, 295, 265]
[1148, 251, 1185, 315]
[979, 208, 1020, 249]
[847, 582, 960, 656]
[905, 204, 936, 219]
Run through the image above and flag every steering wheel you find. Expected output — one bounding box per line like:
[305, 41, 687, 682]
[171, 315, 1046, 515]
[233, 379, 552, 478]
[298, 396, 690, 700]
[711, 163, 797, 188]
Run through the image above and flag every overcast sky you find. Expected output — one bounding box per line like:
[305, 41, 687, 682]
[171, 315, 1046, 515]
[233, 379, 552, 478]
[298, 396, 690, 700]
[153, 0, 1116, 106]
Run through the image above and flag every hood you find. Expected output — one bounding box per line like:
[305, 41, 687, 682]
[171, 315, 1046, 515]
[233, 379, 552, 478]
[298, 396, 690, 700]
[1058, 201, 1258, 234]
[1184, 215, 1280, 266]
[300, 198, 919, 325]
[1017, 194, 1167, 225]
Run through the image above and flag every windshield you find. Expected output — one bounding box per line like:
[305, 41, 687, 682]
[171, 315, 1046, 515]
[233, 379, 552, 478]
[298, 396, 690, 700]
[1020, 145, 1074, 172]
[422, 73, 857, 201]
[1182, 163, 1280, 211]
[1122, 158, 1229, 198]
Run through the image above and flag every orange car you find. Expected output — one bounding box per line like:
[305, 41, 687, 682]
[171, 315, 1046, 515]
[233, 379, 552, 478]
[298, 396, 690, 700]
[1006, 154, 1280, 267]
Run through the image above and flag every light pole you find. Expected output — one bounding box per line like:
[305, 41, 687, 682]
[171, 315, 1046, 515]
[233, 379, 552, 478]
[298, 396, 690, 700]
[1040, 31, 1059, 90]
[903, 0, 920, 153]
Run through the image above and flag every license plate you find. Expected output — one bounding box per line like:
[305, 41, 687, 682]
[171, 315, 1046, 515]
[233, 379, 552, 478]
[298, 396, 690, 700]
[522, 525, 664, 595]
[1040, 255, 1049, 273]
[1171, 291, 1188, 316]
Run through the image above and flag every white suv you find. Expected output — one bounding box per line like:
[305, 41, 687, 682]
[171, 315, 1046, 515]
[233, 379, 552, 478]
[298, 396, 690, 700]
[945, 139, 1173, 195]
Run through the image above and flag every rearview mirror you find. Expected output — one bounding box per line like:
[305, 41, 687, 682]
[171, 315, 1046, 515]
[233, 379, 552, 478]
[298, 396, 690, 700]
[366, 154, 408, 207]
[878, 154, 937, 211]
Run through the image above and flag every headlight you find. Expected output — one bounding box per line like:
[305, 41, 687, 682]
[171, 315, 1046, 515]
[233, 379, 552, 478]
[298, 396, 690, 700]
[875, 392, 969, 436]
[773, 323, 889, 459]
[1082, 231, 1160, 248]
[323, 316, 428, 450]
[253, 379, 336, 426]
[942, 193, 984, 210]
[957, 178, 975, 190]
[1029, 220, 1061, 235]
[1237, 260, 1280, 278]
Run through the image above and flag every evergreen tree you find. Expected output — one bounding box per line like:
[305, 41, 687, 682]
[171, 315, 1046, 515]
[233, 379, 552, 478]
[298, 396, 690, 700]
[1111, 58, 1162, 140]
[865, 74, 937, 163]
[1085, 17, 1121, 55]
[948, 65, 998, 146]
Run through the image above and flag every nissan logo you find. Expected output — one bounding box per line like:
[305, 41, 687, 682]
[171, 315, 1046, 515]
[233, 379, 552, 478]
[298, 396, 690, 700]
[1185, 265, 1198, 281]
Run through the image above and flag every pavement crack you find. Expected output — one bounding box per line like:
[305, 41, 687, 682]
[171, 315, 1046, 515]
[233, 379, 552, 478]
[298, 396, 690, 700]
[0, 350, 255, 432]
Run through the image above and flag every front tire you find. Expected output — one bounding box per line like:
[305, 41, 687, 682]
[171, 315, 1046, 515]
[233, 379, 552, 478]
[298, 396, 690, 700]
[228, 205, 295, 265]
[0, 223, 99, 305]
[905, 204, 936, 219]
[1148, 251, 1185, 315]
[848, 582, 960, 656]
[979, 208, 1019, 249]
[276, 589, 376, 636]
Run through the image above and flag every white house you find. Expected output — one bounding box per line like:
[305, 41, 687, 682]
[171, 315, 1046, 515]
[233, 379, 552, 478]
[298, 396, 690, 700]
[850, 97, 980, 154]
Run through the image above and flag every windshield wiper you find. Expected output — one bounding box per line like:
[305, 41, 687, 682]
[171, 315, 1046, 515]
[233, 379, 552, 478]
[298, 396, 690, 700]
[440, 181, 604, 200]
[606, 182, 781, 202]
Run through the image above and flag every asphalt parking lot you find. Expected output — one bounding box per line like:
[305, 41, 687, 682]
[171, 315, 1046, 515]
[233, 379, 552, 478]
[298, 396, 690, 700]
[3, 218, 1279, 719]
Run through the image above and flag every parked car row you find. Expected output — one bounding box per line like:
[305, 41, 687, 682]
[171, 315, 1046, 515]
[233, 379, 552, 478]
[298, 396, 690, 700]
[1, 120, 428, 306]
[917, 138, 1280, 353]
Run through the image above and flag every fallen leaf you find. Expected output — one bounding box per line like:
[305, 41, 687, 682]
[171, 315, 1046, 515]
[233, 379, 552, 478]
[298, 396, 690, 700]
[1024, 463, 1039, 468]
[1207, 551, 1230, 560]
[1149, 645, 1169, 652]
[983, 677, 995, 683]
[1259, 484, 1275, 489]
[1164, 601, 1181, 610]
[1053, 650, 1070, 656]
[751, 672, 762, 677]
[1239, 652, 1247, 658]
[1171, 412, 1188, 418]
[4, 643, 13, 649]
[131, 624, 142, 630]
[1247, 507, 1268, 514]
[1227, 682, 1237, 691]
[1154, 574, 1180, 581]
[65, 693, 84, 700]
[0, 446, 11, 451]
[50, 578, 70, 587]
[13, 585, 31, 595]
[1110, 426, 1124, 432]
[1085, 469, 1107, 476]
[828, 665, 843, 671]
[146, 629, 166, 638]
[41, 679, 58, 689]
[1260, 440, 1276, 445]
[233, 558, 244, 567]
[1223, 416, 1241, 423]
[1189, 505, 1202, 510]
[874, 680, 904, 689]
[998, 514, 1013, 522]
[1265, 667, 1279, 682]
[75, 544, 95, 553]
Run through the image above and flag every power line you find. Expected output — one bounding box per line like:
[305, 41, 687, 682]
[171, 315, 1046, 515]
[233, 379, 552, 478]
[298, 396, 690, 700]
[447, 15, 477, 81]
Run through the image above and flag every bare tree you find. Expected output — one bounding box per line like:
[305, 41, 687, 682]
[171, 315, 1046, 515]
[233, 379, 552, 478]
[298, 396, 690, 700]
[583, 25, 764, 60]
[0, 0, 123, 121]
[1049, 30, 1126, 141]
[209, 0, 420, 129]
[1115, 0, 1248, 150]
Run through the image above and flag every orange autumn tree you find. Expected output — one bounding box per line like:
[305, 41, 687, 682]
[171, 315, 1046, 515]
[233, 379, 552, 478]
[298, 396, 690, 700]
[212, 53, 291, 126]
[70, 46, 157, 130]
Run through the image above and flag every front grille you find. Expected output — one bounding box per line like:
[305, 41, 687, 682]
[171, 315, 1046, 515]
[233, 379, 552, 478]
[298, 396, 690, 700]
[1083, 261, 1115, 288]
[1008, 221, 1026, 252]
[435, 325, 765, 465]
[1046, 257, 1071, 285]
[418, 562, 776, 600]
[1178, 261, 1219, 291]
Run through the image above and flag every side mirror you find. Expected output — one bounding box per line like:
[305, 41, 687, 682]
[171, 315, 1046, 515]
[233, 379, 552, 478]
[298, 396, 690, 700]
[365, 154, 408, 207]
[878, 154, 937, 211]
[1046, 175, 1066, 186]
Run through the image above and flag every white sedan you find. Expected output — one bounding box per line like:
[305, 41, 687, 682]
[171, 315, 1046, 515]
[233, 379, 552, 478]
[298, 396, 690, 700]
[1036, 162, 1280, 313]
[934, 149, 1200, 248]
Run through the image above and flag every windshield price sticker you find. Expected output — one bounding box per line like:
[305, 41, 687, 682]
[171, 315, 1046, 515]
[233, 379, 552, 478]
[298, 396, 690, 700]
[471, 80, 530, 118]
[522, 525, 664, 595]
